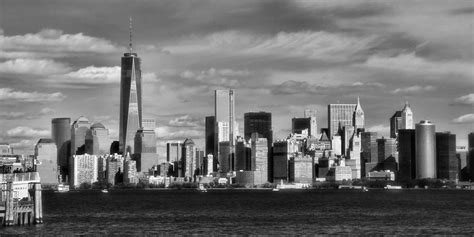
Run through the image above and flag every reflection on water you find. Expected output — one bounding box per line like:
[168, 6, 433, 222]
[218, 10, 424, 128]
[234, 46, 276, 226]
[1, 189, 473, 235]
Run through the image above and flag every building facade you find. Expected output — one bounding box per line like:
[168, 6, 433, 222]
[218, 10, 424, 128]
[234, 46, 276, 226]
[436, 132, 457, 180]
[415, 120, 436, 179]
[52, 118, 71, 180]
[398, 129, 416, 182]
[71, 154, 98, 187]
[34, 139, 58, 184]
[85, 123, 110, 156]
[327, 103, 357, 139]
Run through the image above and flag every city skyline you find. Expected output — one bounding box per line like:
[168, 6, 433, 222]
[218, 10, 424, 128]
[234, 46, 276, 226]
[0, 0, 473, 157]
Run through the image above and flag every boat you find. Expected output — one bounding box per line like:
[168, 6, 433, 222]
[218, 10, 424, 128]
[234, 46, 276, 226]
[56, 184, 70, 193]
[197, 183, 207, 192]
[362, 187, 369, 192]
[272, 188, 280, 192]
[384, 185, 402, 190]
[101, 189, 109, 193]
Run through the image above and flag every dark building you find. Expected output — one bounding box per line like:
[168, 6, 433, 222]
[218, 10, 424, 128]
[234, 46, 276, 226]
[205, 116, 215, 170]
[235, 137, 251, 171]
[119, 40, 143, 154]
[436, 132, 457, 180]
[51, 118, 71, 181]
[468, 133, 474, 181]
[398, 129, 416, 182]
[361, 132, 378, 164]
[377, 137, 397, 163]
[292, 118, 311, 135]
[416, 120, 436, 179]
[244, 112, 273, 182]
[134, 129, 158, 172]
[390, 111, 402, 138]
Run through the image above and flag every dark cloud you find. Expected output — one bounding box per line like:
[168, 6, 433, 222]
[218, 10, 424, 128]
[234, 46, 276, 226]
[271, 80, 385, 96]
[450, 7, 474, 15]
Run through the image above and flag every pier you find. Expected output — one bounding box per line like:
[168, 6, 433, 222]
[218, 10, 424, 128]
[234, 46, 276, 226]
[0, 172, 42, 226]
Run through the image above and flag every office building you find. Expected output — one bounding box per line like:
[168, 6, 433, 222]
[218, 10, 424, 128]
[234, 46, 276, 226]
[390, 111, 402, 138]
[416, 120, 436, 179]
[71, 116, 91, 155]
[327, 166, 352, 181]
[0, 143, 13, 155]
[244, 112, 273, 181]
[124, 157, 138, 184]
[468, 133, 474, 181]
[119, 32, 143, 154]
[142, 118, 156, 130]
[328, 103, 357, 138]
[214, 89, 235, 165]
[106, 154, 124, 185]
[235, 137, 251, 171]
[34, 139, 58, 184]
[218, 141, 231, 173]
[331, 135, 342, 156]
[361, 132, 378, 164]
[71, 154, 98, 187]
[436, 132, 457, 180]
[166, 142, 182, 163]
[400, 102, 414, 130]
[52, 117, 71, 180]
[289, 154, 313, 183]
[304, 109, 318, 138]
[398, 129, 416, 181]
[342, 125, 355, 157]
[195, 149, 205, 176]
[85, 123, 110, 156]
[353, 97, 365, 131]
[205, 115, 215, 158]
[134, 129, 158, 172]
[182, 138, 196, 178]
[251, 134, 268, 183]
[377, 137, 397, 163]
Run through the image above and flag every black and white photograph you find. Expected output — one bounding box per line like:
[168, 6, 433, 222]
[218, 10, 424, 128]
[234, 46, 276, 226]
[0, 0, 473, 235]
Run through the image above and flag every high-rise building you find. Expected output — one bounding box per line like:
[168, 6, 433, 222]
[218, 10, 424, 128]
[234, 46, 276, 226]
[214, 90, 235, 170]
[85, 123, 110, 156]
[353, 97, 365, 131]
[400, 102, 414, 130]
[390, 111, 402, 138]
[71, 154, 98, 187]
[182, 138, 196, 178]
[124, 154, 138, 184]
[416, 120, 436, 179]
[251, 134, 268, 183]
[398, 129, 416, 182]
[71, 116, 91, 155]
[195, 148, 205, 176]
[342, 125, 355, 157]
[328, 103, 357, 139]
[235, 137, 251, 171]
[205, 116, 215, 156]
[377, 137, 397, 163]
[52, 118, 71, 180]
[468, 133, 474, 181]
[0, 143, 13, 155]
[134, 129, 158, 172]
[119, 27, 142, 154]
[289, 153, 313, 183]
[106, 154, 124, 185]
[35, 139, 58, 184]
[166, 142, 182, 176]
[244, 112, 273, 181]
[361, 132, 378, 164]
[436, 132, 457, 180]
[292, 118, 311, 136]
[305, 109, 318, 138]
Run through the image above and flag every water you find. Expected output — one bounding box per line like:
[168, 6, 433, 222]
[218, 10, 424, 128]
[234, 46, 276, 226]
[1, 189, 474, 235]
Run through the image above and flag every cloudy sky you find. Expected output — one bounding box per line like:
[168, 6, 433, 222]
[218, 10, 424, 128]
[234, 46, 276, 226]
[0, 0, 473, 156]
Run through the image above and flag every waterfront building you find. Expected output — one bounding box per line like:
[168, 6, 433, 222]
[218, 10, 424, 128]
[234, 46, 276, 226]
[71, 154, 98, 187]
[436, 132, 457, 180]
[182, 138, 196, 178]
[218, 141, 231, 173]
[52, 118, 71, 180]
[119, 29, 143, 154]
[415, 120, 436, 179]
[272, 138, 299, 182]
[327, 166, 352, 181]
[214, 89, 235, 168]
[34, 139, 58, 184]
[251, 134, 268, 183]
[124, 156, 138, 184]
[97, 155, 107, 182]
[235, 170, 266, 186]
[400, 102, 414, 130]
[390, 111, 402, 138]
[469, 133, 474, 181]
[327, 103, 356, 139]
[85, 123, 110, 156]
[288, 153, 313, 183]
[134, 129, 158, 172]
[244, 111, 273, 181]
[353, 97, 365, 131]
[205, 116, 215, 169]
[367, 170, 395, 181]
[235, 137, 251, 171]
[398, 129, 416, 182]
[106, 154, 124, 185]
[456, 146, 468, 181]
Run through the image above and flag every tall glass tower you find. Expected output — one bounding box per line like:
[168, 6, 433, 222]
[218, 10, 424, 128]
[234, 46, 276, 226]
[119, 18, 142, 154]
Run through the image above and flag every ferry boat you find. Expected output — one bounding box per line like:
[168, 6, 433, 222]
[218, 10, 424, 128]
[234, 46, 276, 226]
[56, 184, 70, 193]
[272, 188, 280, 192]
[101, 189, 109, 193]
[384, 185, 402, 190]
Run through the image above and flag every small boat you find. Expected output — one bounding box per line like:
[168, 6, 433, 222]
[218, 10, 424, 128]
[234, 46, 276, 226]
[101, 189, 109, 193]
[56, 184, 70, 193]
[384, 185, 402, 190]
[272, 188, 280, 192]
[197, 184, 207, 192]
[362, 187, 369, 192]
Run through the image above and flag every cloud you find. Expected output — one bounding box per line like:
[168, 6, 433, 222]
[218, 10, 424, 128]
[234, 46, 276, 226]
[0, 108, 54, 120]
[155, 126, 203, 140]
[0, 28, 119, 59]
[0, 88, 66, 102]
[451, 93, 474, 106]
[0, 112, 27, 120]
[168, 115, 204, 127]
[46, 66, 159, 86]
[452, 114, 474, 124]
[39, 107, 56, 115]
[164, 30, 378, 62]
[391, 85, 436, 95]
[365, 53, 474, 77]
[179, 68, 249, 87]
[7, 126, 50, 138]
[9, 139, 37, 150]
[367, 124, 390, 137]
[0, 58, 70, 75]
[271, 80, 385, 95]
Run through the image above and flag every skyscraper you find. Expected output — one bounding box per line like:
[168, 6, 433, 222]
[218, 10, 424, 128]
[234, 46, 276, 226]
[398, 129, 416, 182]
[51, 117, 71, 181]
[353, 97, 365, 131]
[328, 103, 357, 139]
[361, 132, 378, 163]
[205, 116, 216, 170]
[468, 133, 474, 181]
[244, 111, 273, 181]
[390, 111, 402, 138]
[214, 89, 235, 172]
[416, 120, 436, 179]
[304, 109, 318, 138]
[71, 116, 91, 155]
[436, 132, 457, 180]
[134, 129, 158, 172]
[85, 123, 110, 156]
[119, 21, 142, 154]
[182, 138, 196, 178]
[35, 138, 58, 184]
[400, 102, 414, 130]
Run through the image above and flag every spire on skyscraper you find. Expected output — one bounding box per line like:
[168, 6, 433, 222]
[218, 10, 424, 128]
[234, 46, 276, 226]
[129, 16, 133, 53]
